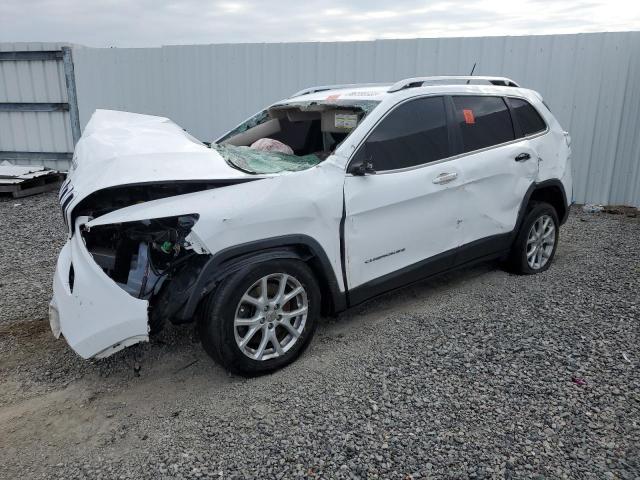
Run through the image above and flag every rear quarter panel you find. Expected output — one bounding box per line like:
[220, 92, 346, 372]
[531, 98, 573, 205]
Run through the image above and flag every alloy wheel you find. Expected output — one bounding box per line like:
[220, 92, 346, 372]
[233, 273, 308, 361]
[526, 214, 556, 270]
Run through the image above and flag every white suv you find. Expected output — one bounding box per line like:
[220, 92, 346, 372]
[51, 76, 572, 375]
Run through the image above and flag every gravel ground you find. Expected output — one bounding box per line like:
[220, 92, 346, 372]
[0, 192, 639, 480]
[0, 192, 66, 326]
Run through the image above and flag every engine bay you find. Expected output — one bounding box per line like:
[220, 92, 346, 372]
[81, 215, 201, 299]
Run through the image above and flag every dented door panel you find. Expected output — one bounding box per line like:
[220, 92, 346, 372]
[457, 139, 538, 245]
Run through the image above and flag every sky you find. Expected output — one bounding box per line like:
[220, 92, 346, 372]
[1, 0, 639, 47]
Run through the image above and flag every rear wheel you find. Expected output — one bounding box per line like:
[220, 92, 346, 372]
[198, 259, 320, 376]
[507, 201, 559, 274]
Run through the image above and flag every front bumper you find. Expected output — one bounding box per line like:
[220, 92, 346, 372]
[50, 218, 149, 359]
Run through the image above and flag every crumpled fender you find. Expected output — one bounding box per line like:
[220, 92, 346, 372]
[85, 163, 346, 294]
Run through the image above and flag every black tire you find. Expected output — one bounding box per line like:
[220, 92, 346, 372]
[507, 201, 560, 274]
[198, 259, 320, 376]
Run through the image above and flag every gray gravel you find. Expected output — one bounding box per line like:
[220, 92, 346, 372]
[0, 192, 66, 325]
[0, 193, 639, 480]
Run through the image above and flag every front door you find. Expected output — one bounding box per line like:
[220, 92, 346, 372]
[343, 96, 465, 298]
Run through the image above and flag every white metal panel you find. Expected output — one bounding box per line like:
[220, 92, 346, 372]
[0, 42, 74, 167]
[69, 32, 640, 205]
[4, 156, 70, 172]
[5, 33, 640, 204]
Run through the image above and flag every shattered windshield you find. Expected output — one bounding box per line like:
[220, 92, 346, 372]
[212, 143, 323, 174]
[214, 100, 380, 174]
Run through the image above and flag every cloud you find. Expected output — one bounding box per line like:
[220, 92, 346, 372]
[0, 0, 638, 47]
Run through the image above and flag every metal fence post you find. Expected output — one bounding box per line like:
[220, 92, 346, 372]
[62, 46, 81, 146]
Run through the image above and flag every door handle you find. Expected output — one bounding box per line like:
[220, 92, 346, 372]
[432, 172, 458, 184]
[515, 152, 531, 162]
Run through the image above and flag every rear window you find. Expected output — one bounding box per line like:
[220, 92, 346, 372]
[509, 97, 547, 136]
[452, 96, 515, 153]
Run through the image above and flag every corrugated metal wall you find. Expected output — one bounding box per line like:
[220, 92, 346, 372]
[0, 42, 75, 170]
[4, 33, 640, 205]
[71, 32, 640, 206]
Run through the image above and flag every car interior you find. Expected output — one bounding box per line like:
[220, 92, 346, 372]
[219, 104, 372, 157]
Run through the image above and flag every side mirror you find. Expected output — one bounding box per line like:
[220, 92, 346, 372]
[351, 161, 376, 176]
[349, 151, 377, 176]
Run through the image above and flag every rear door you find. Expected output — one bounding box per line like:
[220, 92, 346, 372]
[343, 96, 466, 294]
[448, 95, 539, 259]
[507, 96, 556, 178]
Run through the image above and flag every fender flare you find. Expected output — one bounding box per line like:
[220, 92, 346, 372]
[176, 235, 347, 323]
[513, 179, 569, 241]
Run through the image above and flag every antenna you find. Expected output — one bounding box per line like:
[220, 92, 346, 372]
[466, 63, 477, 84]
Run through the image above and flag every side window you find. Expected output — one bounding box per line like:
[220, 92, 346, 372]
[354, 96, 449, 171]
[509, 97, 547, 136]
[452, 96, 515, 153]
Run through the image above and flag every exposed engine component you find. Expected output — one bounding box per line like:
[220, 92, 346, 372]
[81, 215, 202, 302]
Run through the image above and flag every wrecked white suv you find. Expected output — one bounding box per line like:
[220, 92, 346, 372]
[51, 76, 572, 375]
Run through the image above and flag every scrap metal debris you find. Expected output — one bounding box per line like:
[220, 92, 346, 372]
[0, 162, 65, 198]
[582, 204, 604, 213]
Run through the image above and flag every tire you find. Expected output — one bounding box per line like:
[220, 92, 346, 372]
[507, 201, 560, 274]
[198, 259, 320, 376]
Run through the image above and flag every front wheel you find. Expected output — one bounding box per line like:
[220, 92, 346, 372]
[198, 259, 320, 376]
[507, 201, 560, 274]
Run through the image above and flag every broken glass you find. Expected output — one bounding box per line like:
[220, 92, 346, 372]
[212, 143, 322, 174]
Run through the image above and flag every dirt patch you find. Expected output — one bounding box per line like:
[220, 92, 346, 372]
[0, 318, 49, 339]
[602, 205, 639, 216]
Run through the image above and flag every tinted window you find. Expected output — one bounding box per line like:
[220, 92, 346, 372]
[509, 97, 547, 136]
[356, 96, 449, 171]
[452, 96, 515, 153]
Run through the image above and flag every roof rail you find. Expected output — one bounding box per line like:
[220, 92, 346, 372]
[290, 83, 389, 98]
[388, 76, 520, 92]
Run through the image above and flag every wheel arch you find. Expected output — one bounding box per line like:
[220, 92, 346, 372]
[515, 180, 569, 235]
[529, 181, 568, 224]
[177, 235, 346, 323]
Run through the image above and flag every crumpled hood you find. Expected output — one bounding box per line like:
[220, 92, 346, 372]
[65, 110, 256, 205]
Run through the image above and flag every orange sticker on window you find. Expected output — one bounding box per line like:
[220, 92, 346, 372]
[463, 109, 475, 124]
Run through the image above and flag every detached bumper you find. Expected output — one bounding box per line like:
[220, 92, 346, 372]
[50, 221, 149, 359]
